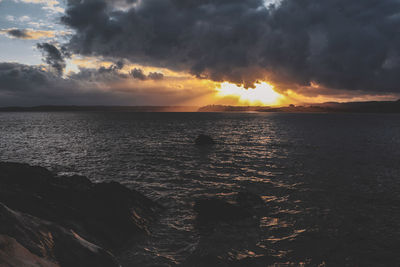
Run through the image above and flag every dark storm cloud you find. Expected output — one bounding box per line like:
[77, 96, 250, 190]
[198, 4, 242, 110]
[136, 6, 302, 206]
[62, 0, 267, 88]
[0, 62, 132, 106]
[130, 68, 164, 80]
[0, 62, 207, 107]
[97, 60, 127, 76]
[7, 29, 30, 39]
[61, 0, 400, 93]
[148, 72, 164, 80]
[130, 68, 147, 80]
[0, 63, 52, 93]
[37, 43, 70, 76]
[70, 63, 129, 82]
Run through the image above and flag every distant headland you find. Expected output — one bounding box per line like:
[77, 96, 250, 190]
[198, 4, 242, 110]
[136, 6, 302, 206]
[198, 100, 400, 113]
[0, 105, 199, 112]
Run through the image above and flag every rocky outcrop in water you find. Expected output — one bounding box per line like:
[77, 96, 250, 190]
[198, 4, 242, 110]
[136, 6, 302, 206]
[194, 134, 215, 146]
[194, 191, 264, 225]
[0, 162, 162, 266]
[185, 192, 265, 266]
[194, 198, 253, 223]
[235, 191, 265, 210]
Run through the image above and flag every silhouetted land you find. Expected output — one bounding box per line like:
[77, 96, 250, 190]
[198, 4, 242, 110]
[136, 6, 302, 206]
[3, 100, 400, 113]
[0, 106, 199, 112]
[2, 101, 400, 113]
[198, 100, 400, 113]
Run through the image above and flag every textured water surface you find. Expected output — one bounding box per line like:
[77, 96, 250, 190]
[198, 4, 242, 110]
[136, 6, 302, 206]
[0, 112, 399, 266]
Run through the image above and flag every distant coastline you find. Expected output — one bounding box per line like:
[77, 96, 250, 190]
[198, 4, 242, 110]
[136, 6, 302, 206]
[1, 100, 400, 113]
[0, 105, 199, 112]
[199, 100, 400, 113]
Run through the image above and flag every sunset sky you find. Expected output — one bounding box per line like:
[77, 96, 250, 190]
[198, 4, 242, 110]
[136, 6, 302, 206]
[1, 0, 400, 107]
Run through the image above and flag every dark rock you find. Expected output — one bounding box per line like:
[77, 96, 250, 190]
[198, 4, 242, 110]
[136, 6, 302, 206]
[0, 202, 119, 267]
[194, 198, 252, 223]
[189, 194, 264, 266]
[0, 235, 59, 267]
[236, 191, 265, 210]
[0, 161, 53, 187]
[182, 253, 274, 267]
[195, 134, 215, 146]
[0, 162, 162, 250]
[54, 174, 92, 189]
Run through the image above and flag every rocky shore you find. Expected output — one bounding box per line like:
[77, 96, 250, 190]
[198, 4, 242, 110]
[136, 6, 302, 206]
[0, 162, 267, 267]
[0, 162, 162, 267]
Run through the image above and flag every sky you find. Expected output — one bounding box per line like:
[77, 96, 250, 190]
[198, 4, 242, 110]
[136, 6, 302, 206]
[1, 0, 400, 107]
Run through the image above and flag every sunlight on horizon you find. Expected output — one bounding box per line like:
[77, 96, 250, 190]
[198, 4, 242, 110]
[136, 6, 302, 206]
[216, 82, 283, 106]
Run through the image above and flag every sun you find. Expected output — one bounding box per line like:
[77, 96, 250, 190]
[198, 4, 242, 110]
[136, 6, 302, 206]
[216, 81, 283, 105]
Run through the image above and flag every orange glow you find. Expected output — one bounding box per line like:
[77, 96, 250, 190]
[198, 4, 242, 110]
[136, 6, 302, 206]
[216, 82, 283, 106]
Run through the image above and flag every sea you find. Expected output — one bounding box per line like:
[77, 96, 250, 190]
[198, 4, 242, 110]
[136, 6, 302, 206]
[0, 111, 399, 266]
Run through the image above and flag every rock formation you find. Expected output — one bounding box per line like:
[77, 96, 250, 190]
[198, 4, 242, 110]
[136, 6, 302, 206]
[0, 162, 162, 267]
[194, 134, 215, 146]
[0, 203, 119, 267]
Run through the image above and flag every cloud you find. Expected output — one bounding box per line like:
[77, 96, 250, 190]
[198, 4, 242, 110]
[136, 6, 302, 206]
[0, 62, 128, 106]
[6, 29, 30, 39]
[14, 0, 64, 13]
[0, 28, 57, 40]
[37, 43, 70, 76]
[60, 0, 400, 95]
[70, 61, 129, 82]
[148, 72, 164, 81]
[0, 62, 215, 106]
[130, 68, 164, 81]
[5, 16, 15, 22]
[130, 68, 147, 80]
[18, 16, 31, 22]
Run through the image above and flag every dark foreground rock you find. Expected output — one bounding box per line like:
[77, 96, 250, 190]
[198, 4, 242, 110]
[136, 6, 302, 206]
[0, 162, 162, 266]
[194, 134, 215, 146]
[0, 203, 119, 267]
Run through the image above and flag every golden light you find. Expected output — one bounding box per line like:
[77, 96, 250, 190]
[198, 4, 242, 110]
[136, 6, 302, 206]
[216, 81, 283, 105]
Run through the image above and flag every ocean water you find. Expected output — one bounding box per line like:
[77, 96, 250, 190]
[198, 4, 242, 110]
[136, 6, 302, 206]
[0, 112, 399, 266]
